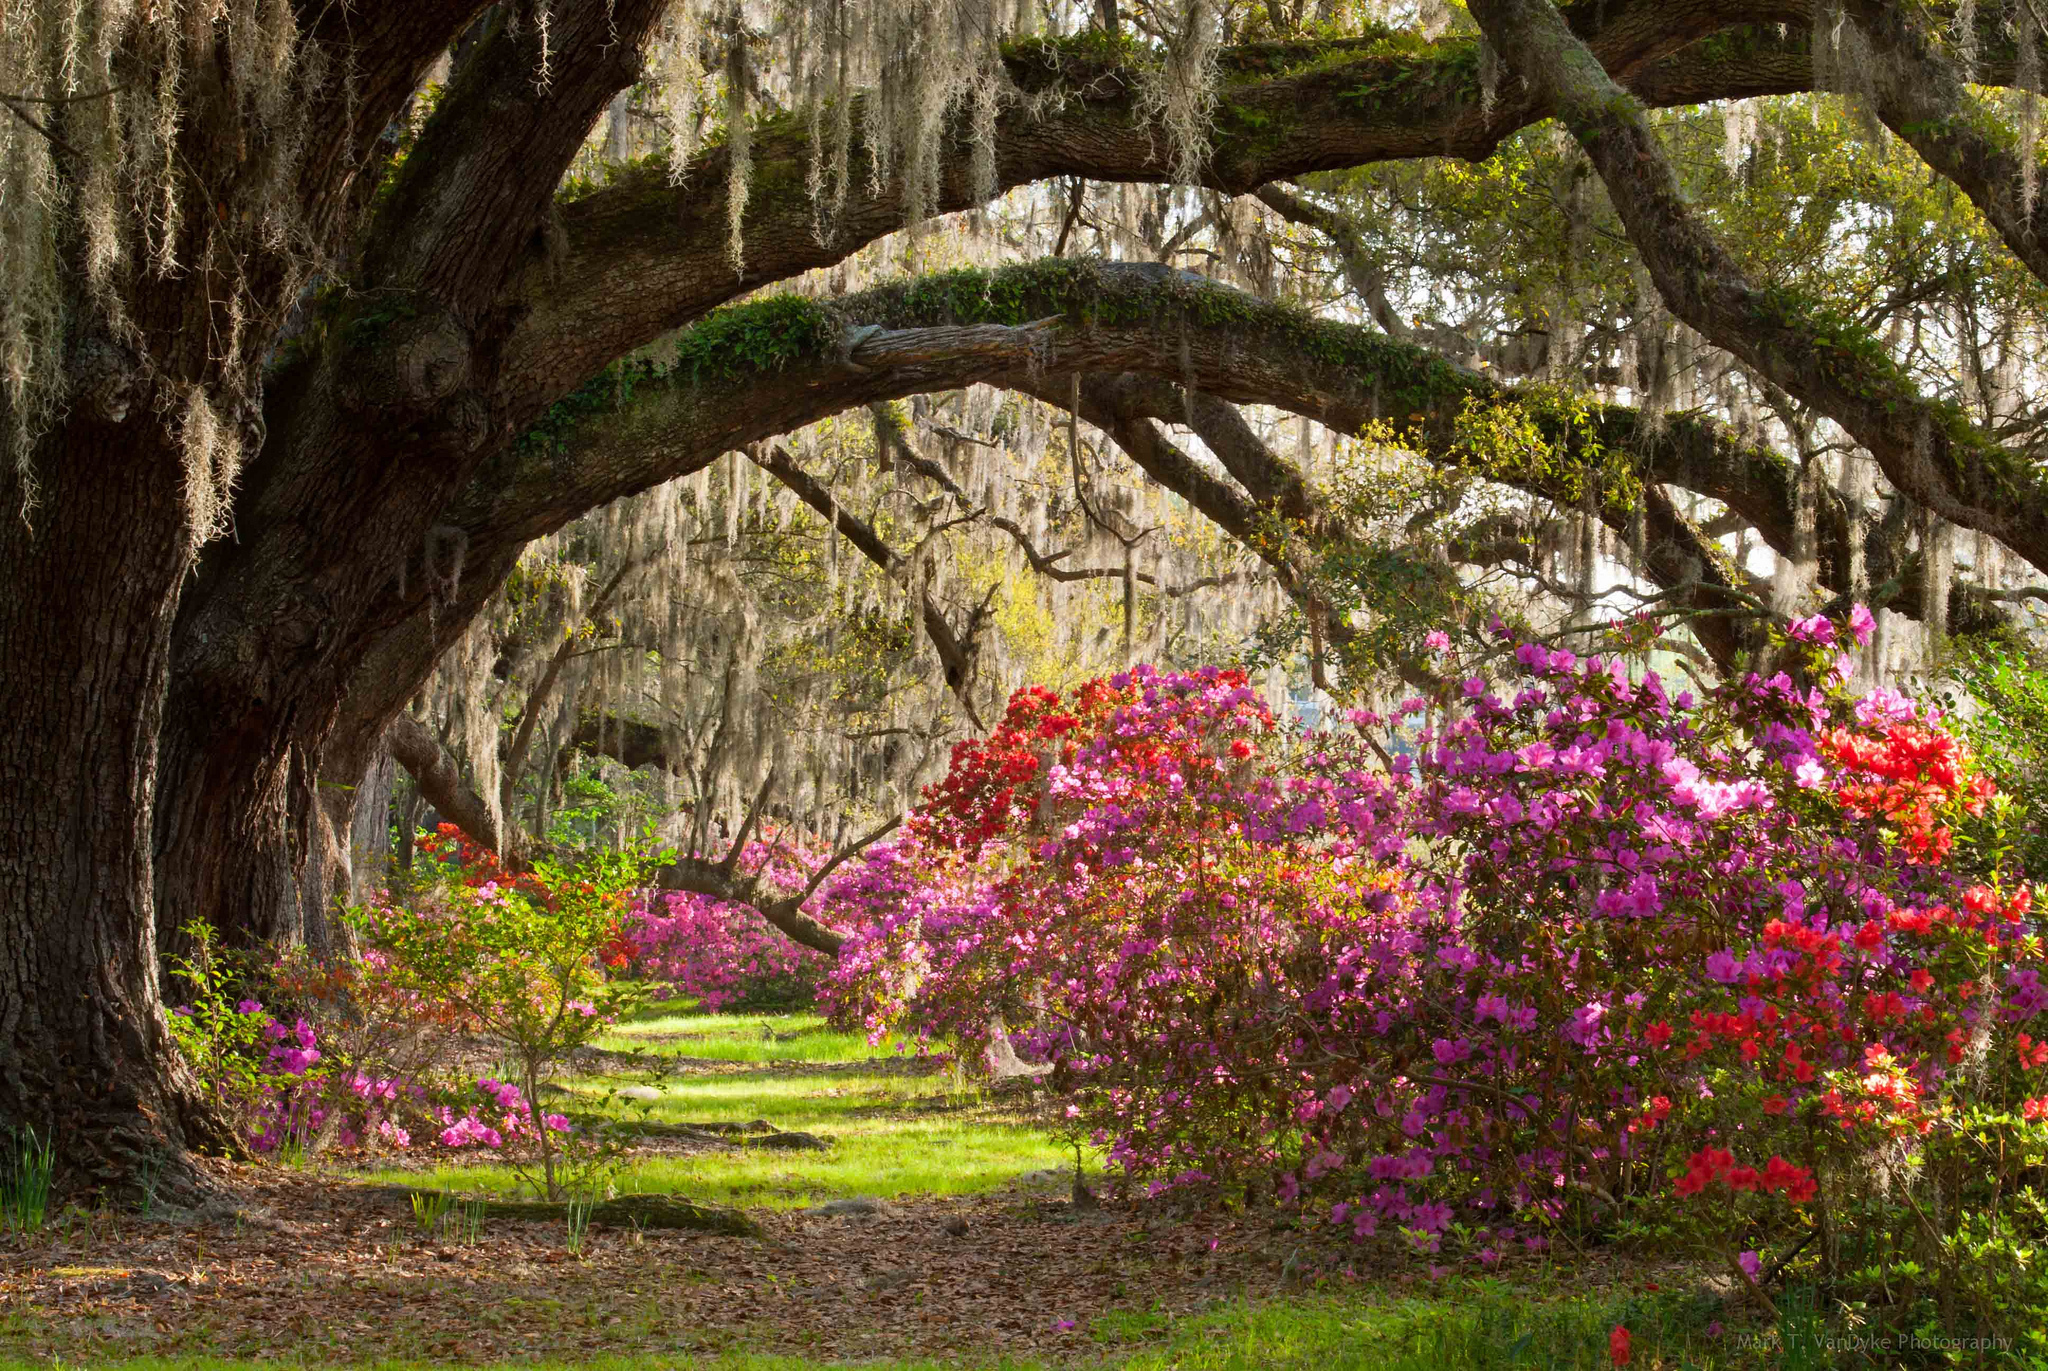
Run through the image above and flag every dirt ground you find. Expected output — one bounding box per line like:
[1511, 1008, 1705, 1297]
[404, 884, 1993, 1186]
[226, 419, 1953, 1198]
[0, 1159, 1369, 1365]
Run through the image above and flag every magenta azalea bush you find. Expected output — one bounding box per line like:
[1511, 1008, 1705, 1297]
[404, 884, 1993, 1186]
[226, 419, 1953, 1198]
[173, 854, 643, 1197]
[615, 828, 832, 1011]
[820, 625, 2048, 1328]
[170, 954, 569, 1160]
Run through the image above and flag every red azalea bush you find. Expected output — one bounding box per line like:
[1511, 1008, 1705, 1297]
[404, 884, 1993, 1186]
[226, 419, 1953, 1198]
[821, 622, 2048, 1334]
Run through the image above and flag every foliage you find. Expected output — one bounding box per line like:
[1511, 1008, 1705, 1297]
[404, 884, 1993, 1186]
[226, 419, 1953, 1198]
[165, 920, 310, 1141]
[1943, 639, 2048, 880]
[160, 848, 660, 1197]
[0, 1127, 52, 1235]
[822, 618, 2048, 1347]
[616, 830, 833, 1011]
[357, 854, 651, 1199]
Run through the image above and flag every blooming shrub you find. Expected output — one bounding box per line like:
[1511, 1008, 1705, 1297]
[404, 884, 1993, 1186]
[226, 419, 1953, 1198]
[821, 631, 2048, 1335]
[613, 828, 832, 1011]
[358, 852, 648, 1198]
[169, 851, 648, 1197]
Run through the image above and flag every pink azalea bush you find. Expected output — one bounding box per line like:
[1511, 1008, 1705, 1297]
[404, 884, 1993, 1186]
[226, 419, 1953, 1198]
[172, 852, 644, 1196]
[169, 979, 567, 1159]
[820, 626, 2047, 1328]
[613, 829, 833, 1011]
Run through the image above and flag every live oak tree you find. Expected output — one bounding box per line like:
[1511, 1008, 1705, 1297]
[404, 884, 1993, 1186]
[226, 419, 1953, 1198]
[5, 0, 2048, 1191]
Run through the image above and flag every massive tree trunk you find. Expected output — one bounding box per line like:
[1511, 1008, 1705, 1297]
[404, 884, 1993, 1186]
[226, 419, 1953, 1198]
[151, 0, 664, 960]
[0, 420, 221, 1191]
[0, 0, 519, 1187]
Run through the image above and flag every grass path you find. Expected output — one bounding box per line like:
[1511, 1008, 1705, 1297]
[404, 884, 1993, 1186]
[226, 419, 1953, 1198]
[358, 1009, 1073, 1210]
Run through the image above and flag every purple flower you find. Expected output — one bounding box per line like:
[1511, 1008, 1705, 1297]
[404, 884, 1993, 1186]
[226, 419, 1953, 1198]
[1412, 1201, 1453, 1233]
[1563, 1002, 1607, 1047]
[1849, 603, 1877, 646]
[1787, 613, 1836, 646]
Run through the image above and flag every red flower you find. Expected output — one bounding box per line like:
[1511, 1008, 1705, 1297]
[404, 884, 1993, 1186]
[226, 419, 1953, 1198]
[1761, 1155, 1812, 1195]
[1609, 1325, 1632, 1366]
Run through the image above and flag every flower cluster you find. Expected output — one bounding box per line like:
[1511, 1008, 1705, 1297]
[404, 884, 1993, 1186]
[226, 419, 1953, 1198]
[613, 828, 833, 1011]
[820, 622, 2045, 1275]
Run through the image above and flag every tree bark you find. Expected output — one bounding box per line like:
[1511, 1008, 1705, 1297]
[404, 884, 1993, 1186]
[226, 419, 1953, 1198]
[0, 0, 478, 1188]
[151, 0, 666, 960]
[0, 421, 223, 1195]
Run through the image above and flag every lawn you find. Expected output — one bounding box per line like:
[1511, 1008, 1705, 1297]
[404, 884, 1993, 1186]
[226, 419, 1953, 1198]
[356, 1007, 1072, 1210]
[598, 1009, 895, 1064]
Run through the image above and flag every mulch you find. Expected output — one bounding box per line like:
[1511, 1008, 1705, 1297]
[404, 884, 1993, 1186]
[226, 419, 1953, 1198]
[0, 1157, 1383, 1365]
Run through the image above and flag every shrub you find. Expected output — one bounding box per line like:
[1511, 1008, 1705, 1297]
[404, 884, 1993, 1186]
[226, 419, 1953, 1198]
[822, 620, 2048, 1345]
[166, 851, 649, 1193]
[613, 827, 832, 1011]
[358, 852, 649, 1198]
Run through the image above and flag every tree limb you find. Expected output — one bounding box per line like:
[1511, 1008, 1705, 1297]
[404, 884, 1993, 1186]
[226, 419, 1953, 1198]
[1467, 0, 2048, 584]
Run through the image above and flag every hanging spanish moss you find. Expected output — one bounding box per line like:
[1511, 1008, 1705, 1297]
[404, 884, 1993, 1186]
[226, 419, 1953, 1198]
[1, 0, 317, 522]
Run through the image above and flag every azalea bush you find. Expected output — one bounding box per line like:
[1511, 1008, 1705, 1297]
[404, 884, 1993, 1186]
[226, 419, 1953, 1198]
[167, 848, 653, 1193]
[358, 852, 649, 1198]
[821, 623, 2048, 1344]
[613, 828, 832, 1011]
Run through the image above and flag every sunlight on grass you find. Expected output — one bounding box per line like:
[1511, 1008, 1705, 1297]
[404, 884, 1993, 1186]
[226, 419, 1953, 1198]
[362, 1013, 1069, 1208]
[600, 1008, 894, 1064]
[363, 1111, 1066, 1209]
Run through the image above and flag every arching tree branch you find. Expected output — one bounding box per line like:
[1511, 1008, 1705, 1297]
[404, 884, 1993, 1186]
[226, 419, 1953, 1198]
[1467, 0, 2048, 583]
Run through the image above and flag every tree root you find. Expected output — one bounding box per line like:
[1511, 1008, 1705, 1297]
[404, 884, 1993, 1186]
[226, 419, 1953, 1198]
[372, 1186, 759, 1236]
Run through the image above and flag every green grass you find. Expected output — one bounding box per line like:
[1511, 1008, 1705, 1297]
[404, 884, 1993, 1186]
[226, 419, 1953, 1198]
[362, 1011, 1071, 1208]
[600, 1009, 894, 1064]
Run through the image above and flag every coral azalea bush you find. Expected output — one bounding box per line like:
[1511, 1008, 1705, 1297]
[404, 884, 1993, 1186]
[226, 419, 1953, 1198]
[821, 621, 2048, 1337]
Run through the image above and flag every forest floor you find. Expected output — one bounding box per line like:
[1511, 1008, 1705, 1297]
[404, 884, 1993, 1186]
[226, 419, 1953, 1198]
[0, 1011, 1762, 1369]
